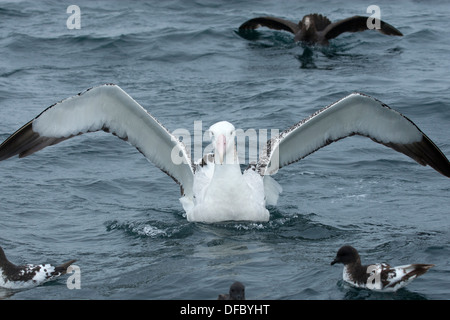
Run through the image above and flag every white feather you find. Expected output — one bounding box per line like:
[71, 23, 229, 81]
[33, 84, 195, 198]
[260, 93, 424, 175]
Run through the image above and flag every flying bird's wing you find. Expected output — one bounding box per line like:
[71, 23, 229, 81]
[0, 84, 195, 197]
[239, 16, 300, 34]
[256, 93, 450, 178]
[323, 15, 403, 40]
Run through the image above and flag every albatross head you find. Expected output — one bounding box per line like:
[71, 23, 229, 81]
[208, 121, 237, 165]
[303, 16, 311, 30]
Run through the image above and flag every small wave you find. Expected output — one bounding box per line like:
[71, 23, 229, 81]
[337, 280, 429, 300]
[105, 219, 191, 239]
[204, 210, 344, 241]
[0, 67, 30, 78]
[236, 28, 296, 48]
[0, 7, 31, 18]
[406, 29, 439, 42]
[106, 220, 167, 238]
[4, 32, 151, 56]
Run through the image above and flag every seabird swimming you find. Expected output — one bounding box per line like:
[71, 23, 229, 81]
[239, 13, 403, 45]
[218, 281, 245, 300]
[0, 84, 449, 223]
[331, 245, 434, 292]
[0, 246, 76, 290]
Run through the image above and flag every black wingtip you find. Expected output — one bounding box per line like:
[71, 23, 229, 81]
[56, 259, 78, 274]
[0, 120, 34, 161]
[379, 20, 403, 36]
[384, 135, 450, 178]
[417, 135, 450, 178]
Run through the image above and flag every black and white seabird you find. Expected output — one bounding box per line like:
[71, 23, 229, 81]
[0, 246, 76, 290]
[239, 13, 403, 45]
[0, 84, 449, 223]
[218, 281, 245, 300]
[331, 245, 434, 292]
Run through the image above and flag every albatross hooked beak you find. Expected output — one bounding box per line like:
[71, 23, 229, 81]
[216, 134, 226, 164]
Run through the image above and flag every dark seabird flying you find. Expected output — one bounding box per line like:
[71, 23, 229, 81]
[239, 13, 403, 45]
[331, 245, 434, 292]
[0, 246, 76, 289]
[218, 281, 245, 300]
[0, 85, 449, 223]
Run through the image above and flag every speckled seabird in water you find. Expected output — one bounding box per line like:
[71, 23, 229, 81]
[331, 245, 434, 292]
[0, 85, 449, 223]
[239, 13, 402, 45]
[218, 281, 245, 300]
[0, 246, 76, 290]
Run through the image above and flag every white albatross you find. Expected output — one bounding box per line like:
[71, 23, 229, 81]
[0, 84, 449, 223]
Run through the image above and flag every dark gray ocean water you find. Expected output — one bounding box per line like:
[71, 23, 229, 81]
[0, 0, 449, 302]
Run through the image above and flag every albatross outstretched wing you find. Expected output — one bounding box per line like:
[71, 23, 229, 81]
[256, 93, 450, 178]
[239, 16, 301, 34]
[323, 15, 403, 40]
[0, 84, 195, 197]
